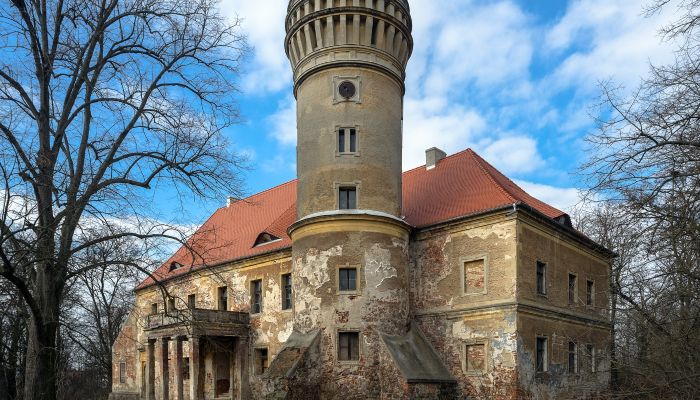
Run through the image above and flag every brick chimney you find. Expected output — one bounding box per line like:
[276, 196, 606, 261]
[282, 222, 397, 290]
[426, 147, 447, 170]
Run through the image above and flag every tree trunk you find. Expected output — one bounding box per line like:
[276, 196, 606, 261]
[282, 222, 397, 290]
[24, 315, 58, 400]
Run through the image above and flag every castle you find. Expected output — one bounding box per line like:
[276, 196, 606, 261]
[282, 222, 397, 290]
[109, 1, 612, 399]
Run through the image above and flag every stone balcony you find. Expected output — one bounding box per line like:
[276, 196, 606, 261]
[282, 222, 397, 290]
[145, 308, 250, 338]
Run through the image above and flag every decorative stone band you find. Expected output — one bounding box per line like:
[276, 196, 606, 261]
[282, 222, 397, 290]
[288, 209, 411, 241]
[285, 3, 413, 92]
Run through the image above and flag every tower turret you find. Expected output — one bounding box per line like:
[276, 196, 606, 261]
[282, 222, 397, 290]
[285, 1, 414, 397]
[286, 0, 412, 218]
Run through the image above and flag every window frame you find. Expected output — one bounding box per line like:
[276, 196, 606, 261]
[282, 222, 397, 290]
[586, 279, 595, 307]
[281, 273, 293, 311]
[536, 261, 547, 296]
[568, 341, 579, 374]
[536, 336, 548, 373]
[568, 273, 578, 305]
[336, 330, 361, 363]
[338, 186, 357, 210]
[217, 286, 228, 311]
[460, 255, 489, 296]
[167, 298, 176, 313]
[336, 126, 360, 156]
[187, 294, 196, 309]
[586, 344, 596, 373]
[337, 265, 360, 295]
[251, 279, 263, 314]
[150, 303, 158, 315]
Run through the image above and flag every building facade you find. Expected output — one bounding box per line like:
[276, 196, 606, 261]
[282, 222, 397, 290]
[109, 1, 612, 399]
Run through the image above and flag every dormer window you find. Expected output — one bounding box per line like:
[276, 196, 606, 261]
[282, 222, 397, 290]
[169, 262, 183, 272]
[254, 232, 281, 247]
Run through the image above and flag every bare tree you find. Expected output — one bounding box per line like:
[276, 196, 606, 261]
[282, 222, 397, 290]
[0, 0, 247, 399]
[581, 1, 700, 398]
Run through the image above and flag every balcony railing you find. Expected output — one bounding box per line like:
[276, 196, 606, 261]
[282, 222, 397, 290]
[145, 308, 249, 331]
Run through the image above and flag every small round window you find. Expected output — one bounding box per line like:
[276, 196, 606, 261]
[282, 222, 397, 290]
[338, 81, 356, 99]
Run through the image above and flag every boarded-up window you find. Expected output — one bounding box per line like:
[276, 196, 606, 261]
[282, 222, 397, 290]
[466, 344, 486, 372]
[464, 259, 485, 294]
[119, 362, 126, 383]
[338, 332, 360, 361]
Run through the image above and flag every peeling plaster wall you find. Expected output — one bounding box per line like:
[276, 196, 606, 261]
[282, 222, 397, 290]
[411, 216, 521, 399]
[290, 228, 410, 398]
[111, 310, 140, 395]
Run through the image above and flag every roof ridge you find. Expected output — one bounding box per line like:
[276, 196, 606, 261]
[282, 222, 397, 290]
[466, 149, 518, 204]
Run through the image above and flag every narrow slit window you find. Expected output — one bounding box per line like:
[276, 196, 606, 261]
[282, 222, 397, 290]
[150, 303, 158, 315]
[338, 332, 360, 361]
[339, 267, 357, 292]
[218, 286, 228, 311]
[338, 128, 346, 153]
[349, 128, 357, 152]
[282, 273, 293, 310]
[586, 280, 594, 306]
[119, 362, 126, 384]
[251, 279, 263, 314]
[339, 187, 357, 209]
[536, 261, 547, 295]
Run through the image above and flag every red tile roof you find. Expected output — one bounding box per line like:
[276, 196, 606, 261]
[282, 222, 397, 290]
[137, 149, 566, 289]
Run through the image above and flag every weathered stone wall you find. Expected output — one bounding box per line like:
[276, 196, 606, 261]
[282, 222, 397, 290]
[411, 214, 520, 399]
[515, 215, 611, 399]
[111, 310, 141, 396]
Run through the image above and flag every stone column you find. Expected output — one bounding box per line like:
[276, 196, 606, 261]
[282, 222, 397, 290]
[147, 340, 156, 400]
[188, 336, 200, 400]
[160, 337, 170, 400]
[175, 337, 184, 400]
[235, 336, 250, 400]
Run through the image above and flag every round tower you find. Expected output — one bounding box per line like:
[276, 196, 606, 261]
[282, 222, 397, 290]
[286, 0, 413, 396]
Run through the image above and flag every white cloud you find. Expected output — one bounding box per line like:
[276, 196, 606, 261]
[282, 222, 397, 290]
[267, 96, 297, 146]
[402, 96, 486, 170]
[220, 0, 291, 93]
[482, 136, 544, 175]
[545, 0, 678, 92]
[514, 180, 582, 213]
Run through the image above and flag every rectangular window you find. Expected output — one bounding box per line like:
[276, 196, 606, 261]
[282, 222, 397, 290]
[282, 274, 293, 310]
[188, 294, 196, 309]
[339, 187, 357, 209]
[251, 280, 262, 314]
[150, 303, 158, 315]
[586, 280, 594, 306]
[338, 128, 358, 153]
[254, 348, 269, 374]
[463, 259, 485, 294]
[568, 274, 577, 305]
[536, 337, 547, 372]
[568, 342, 578, 374]
[167, 298, 175, 312]
[465, 344, 486, 372]
[536, 261, 547, 295]
[218, 286, 228, 311]
[586, 344, 596, 372]
[119, 362, 126, 384]
[338, 332, 360, 361]
[339, 268, 357, 292]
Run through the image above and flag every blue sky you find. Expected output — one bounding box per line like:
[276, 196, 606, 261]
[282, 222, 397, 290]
[158, 0, 680, 225]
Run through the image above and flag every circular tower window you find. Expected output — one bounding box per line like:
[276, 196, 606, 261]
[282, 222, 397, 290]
[338, 81, 356, 99]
